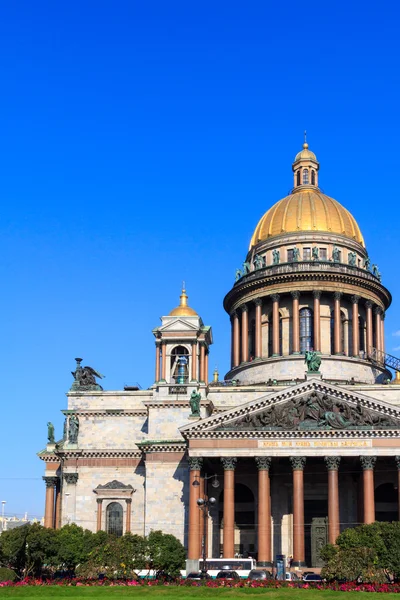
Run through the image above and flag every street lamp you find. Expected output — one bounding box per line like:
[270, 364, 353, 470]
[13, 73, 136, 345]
[1, 501, 6, 533]
[193, 474, 219, 576]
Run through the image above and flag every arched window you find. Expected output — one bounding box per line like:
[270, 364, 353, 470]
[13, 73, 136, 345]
[311, 170, 315, 185]
[171, 345, 189, 384]
[300, 308, 313, 353]
[106, 502, 123, 537]
[296, 170, 301, 186]
[303, 168, 309, 184]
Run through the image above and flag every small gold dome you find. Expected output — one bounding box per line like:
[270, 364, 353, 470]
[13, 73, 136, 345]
[250, 189, 365, 249]
[169, 288, 198, 317]
[294, 142, 318, 162]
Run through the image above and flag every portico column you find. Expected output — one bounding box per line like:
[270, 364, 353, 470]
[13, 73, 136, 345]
[205, 352, 209, 385]
[271, 294, 280, 356]
[360, 456, 377, 524]
[199, 343, 206, 383]
[241, 304, 249, 363]
[365, 301, 373, 355]
[291, 291, 300, 354]
[155, 343, 160, 382]
[126, 498, 132, 533]
[161, 342, 167, 381]
[313, 291, 321, 352]
[334, 292, 342, 354]
[96, 498, 103, 532]
[255, 299, 262, 359]
[43, 476, 57, 529]
[191, 341, 197, 381]
[395, 457, 400, 521]
[255, 457, 272, 566]
[55, 480, 61, 529]
[290, 456, 306, 567]
[221, 457, 237, 558]
[352, 296, 360, 357]
[232, 311, 240, 368]
[374, 307, 382, 353]
[324, 457, 341, 544]
[188, 457, 203, 560]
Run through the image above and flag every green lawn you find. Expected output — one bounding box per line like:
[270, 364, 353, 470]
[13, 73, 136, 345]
[0, 589, 399, 600]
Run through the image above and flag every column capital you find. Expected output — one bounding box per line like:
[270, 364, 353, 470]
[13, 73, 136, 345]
[360, 456, 377, 470]
[313, 290, 322, 300]
[395, 456, 400, 470]
[241, 303, 248, 313]
[374, 306, 382, 316]
[254, 298, 263, 307]
[382, 312, 386, 321]
[333, 292, 342, 301]
[324, 456, 341, 470]
[365, 300, 373, 309]
[231, 310, 238, 320]
[126, 498, 132, 505]
[155, 340, 161, 347]
[63, 473, 78, 485]
[271, 294, 280, 303]
[221, 457, 237, 471]
[255, 457, 271, 471]
[291, 291, 301, 300]
[290, 456, 306, 471]
[96, 498, 103, 505]
[351, 295, 360, 305]
[188, 457, 203, 471]
[43, 476, 58, 488]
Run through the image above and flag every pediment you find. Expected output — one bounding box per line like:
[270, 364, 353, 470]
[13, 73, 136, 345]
[159, 318, 199, 332]
[180, 379, 400, 438]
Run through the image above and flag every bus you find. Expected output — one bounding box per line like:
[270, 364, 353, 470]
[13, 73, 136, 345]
[198, 558, 256, 579]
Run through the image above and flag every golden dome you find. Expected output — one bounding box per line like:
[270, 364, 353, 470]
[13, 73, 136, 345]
[169, 288, 198, 317]
[250, 188, 365, 249]
[294, 142, 318, 162]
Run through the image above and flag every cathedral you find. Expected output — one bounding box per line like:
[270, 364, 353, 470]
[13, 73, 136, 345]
[39, 142, 400, 570]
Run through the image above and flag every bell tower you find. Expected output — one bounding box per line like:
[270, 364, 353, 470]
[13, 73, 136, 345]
[292, 135, 320, 190]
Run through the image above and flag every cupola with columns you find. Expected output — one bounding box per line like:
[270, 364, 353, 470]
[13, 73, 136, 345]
[152, 287, 213, 394]
[224, 141, 391, 385]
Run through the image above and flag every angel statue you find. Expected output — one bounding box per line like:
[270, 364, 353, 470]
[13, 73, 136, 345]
[70, 358, 105, 391]
[304, 350, 321, 373]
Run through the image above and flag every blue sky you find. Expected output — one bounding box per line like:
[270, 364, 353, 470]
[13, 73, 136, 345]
[1, 1, 399, 519]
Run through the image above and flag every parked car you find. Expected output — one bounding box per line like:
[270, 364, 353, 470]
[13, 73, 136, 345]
[285, 572, 300, 581]
[186, 571, 212, 580]
[216, 570, 240, 580]
[303, 573, 323, 582]
[248, 569, 273, 580]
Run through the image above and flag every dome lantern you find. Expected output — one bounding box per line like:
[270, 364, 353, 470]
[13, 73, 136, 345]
[292, 134, 320, 190]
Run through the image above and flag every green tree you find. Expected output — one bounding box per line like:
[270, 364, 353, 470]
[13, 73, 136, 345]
[147, 530, 186, 578]
[53, 524, 97, 570]
[76, 533, 147, 579]
[0, 524, 57, 578]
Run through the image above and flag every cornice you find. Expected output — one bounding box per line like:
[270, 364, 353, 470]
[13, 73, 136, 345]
[143, 400, 210, 409]
[62, 409, 147, 418]
[187, 429, 400, 440]
[138, 440, 187, 453]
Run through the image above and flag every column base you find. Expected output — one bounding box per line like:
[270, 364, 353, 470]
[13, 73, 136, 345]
[291, 560, 307, 567]
[257, 560, 273, 568]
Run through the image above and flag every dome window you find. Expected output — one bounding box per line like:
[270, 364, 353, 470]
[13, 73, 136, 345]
[303, 169, 309, 185]
[300, 308, 313, 353]
[311, 170, 315, 185]
[296, 170, 301, 186]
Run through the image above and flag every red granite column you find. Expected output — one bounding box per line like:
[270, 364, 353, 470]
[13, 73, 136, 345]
[291, 291, 300, 354]
[199, 344, 206, 383]
[161, 343, 167, 381]
[126, 498, 132, 533]
[241, 305, 249, 363]
[191, 342, 197, 381]
[155, 343, 160, 382]
[360, 456, 377, 524]
[96, 498, 103, 532]
[205, 352, 209, 385]
[255, 299, 262, 359]
[313, 291, 321, 352]
[232, 311, 240, 368]
[365, 301, 373, 355]
[374, 307, 382, 353]
[324, 457, 341, 543]
[381, 313, 386, 354]
[271, 294, 280, 356]
[188, 458, 203, 560]
[290, 457, 306, 567]
[255, 457, 272, 566]
[352, 296, 360, 357]
[43, 477, 56, 529]
[334, 292, 342, 354]
[199, 476, 205, 557]
[221, 457, 237, 558]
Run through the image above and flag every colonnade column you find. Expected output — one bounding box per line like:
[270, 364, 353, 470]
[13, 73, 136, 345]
[381, 313, 386, 354]
[271, 294, 280, 356]
[188, 457, 203, 560]
[324, 457, 341, 544]
[334, 292, 342, 355]
[199, 343, 206, 383]
[199, 477, 205, 557]
[374, 308, 382, 353]
[126, 498, 132, 533]
[395, 457, 400, 521]
[232, 311, 240, 368]
[291, 291, 300, 354]
[313, 291, 321, 352]
[221, 457, 237, 558]
[155, 343, 160, 383]
[161, 342, 167, 381]
[255, 457, 272, 566]
[365, 301, 373, 355]
[255, 299, 262, 360]
[360, 456, 377, 524]
[96, 498, 103, 532]
[241, 305, 249, 363]
[191, 342, 197, 381]
[43, 476, 57, 529]
[352, 295, 360, 357]
[205, 352, 209, 385]
[290, 457, 306, 567]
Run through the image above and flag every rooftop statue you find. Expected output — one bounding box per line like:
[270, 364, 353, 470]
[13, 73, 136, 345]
[332, 247, 340, 262]
[372, 264, 381, 281]
[292, 247, 300, 261]
[312, 247, 319, 261]
[189, 390, 201, 417]
[253, 254, 264, 270]
[348, 252, 357, 266]
[68, 414, 79, 443]
[47, 422, 55, 444]
[242, 261, 251, 274]
[304, 350, 321, 373]
[235, 268, 242, 282]
[70, 358, 104, 391]
[272, 249, 280, 265]
[363, 256, 371, 270]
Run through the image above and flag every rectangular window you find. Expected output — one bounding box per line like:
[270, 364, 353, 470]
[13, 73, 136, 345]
[287, 249, 294, 262]
[303, 247, 311, 260]
[319, 248, 327, 260]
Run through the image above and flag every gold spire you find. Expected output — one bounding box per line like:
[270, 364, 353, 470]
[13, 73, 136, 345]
[169, 286, 198, 317]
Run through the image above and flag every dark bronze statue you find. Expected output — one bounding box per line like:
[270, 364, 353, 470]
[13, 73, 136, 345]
[47, 422, 55, 443]
[70, 358, 104, 391]
[304, 350, 321, 373]
[68, 414, 79, 443]
[189, 391, 201, 417]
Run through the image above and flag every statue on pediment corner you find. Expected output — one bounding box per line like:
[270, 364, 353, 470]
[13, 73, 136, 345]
[70, 358, 104, 391]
